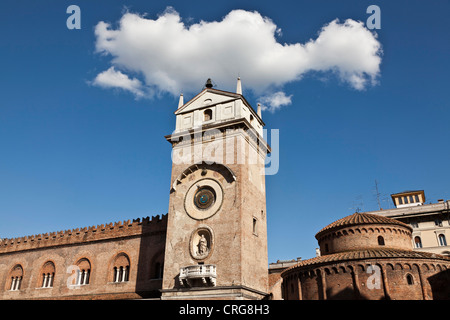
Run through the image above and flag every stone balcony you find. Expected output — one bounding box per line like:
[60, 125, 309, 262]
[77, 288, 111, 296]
[179, 264, 216, 287]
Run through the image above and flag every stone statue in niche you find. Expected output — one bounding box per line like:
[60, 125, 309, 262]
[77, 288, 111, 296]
[191, 229, 212, 259]
[198, 234, 208, 256]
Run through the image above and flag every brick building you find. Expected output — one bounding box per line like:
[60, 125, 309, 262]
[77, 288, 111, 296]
[371, 190, 450, 256]
[281, 212, 450, 300]
[0, 215, 166, 299]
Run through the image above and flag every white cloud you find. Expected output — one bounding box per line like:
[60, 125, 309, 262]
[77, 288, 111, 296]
[92, 8, 382, 108]
[92, 66, 145, 98]
[259, 92, 293, 113]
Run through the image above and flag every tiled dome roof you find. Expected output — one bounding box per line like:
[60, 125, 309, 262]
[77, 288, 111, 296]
[282, 248, 450, 275]
[316, 212, 412, 239]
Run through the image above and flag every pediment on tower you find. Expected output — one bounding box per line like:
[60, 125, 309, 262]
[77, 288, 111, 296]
[175, 88, 243, 115]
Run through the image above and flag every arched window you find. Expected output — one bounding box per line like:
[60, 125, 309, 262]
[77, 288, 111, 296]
[406, 274, 414, 285]
[150, 250, 165, 280]
[75, 258, 91, 286]
[438, 234, 447, 246]
[154, 262, 164, 279]
[40, 261, 55, 288]
[377, 236, 385, 246]
[414, 236, 422, 248]
[9, 265, 23, 291]
[203, 109, 212, 121]
[112, 253, 130, 283]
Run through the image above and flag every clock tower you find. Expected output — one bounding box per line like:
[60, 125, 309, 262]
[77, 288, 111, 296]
[161, 78, 270, 300]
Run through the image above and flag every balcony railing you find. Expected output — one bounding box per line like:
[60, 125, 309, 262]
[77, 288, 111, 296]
[179, 264, 216, 287]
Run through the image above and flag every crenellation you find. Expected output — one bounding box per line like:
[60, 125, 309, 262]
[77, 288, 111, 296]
[0, 214, 168, 254]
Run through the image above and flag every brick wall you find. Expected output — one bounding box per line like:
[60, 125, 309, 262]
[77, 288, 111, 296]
[282, 259, 450, 300]
[0, 215, 167, 300]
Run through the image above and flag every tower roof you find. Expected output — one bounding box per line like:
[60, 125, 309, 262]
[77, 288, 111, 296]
[315, 212, 412, 239]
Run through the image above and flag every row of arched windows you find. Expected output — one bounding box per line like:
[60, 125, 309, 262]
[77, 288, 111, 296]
[5, 252, 163, 291]
[414, 234, 447, 249]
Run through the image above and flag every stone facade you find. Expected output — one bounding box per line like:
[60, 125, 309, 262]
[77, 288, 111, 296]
[281, 212, 450, 300]
[370, 195, 450, 256]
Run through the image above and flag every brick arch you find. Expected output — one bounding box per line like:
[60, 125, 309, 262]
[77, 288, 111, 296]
[7, 264, 24, 291]
[149, 249, 165, 279]
[109, 252, 131, 283]
[9, 264, 23, 277]
[395, 263, 403, 270]
[72, 257, 91, 286]
[171, 162, 237, 192]
[38, 261, 56, 288]
[76, 257, 91, 270]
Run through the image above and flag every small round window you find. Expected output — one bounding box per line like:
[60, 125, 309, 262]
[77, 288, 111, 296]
[194, 187, 216, 210]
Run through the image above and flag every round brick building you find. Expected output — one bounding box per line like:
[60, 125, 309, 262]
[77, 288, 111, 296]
[281, 212, 450, 300]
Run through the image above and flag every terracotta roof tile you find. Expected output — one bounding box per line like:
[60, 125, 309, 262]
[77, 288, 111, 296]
[315, 212, 412, 239]
[281, 248, 450, 276]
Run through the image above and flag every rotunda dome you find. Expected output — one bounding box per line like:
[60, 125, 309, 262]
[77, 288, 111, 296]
[315, 212, 413, 255]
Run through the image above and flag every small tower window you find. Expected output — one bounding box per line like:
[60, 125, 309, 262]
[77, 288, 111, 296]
[204, 109, 212, 121]
[377, 236, 385, 246]
[252, 217, 258, 235]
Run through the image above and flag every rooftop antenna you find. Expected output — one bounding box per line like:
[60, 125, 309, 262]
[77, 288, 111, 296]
[374, 179, 382, 210]
[349, 194, 364, 213]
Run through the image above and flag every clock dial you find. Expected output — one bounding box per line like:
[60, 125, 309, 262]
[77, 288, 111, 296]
[194, 187, 215, 210]
[184, 178, 223, 220]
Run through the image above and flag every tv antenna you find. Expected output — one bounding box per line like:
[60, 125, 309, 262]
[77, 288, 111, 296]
[374, 180, 382, 210]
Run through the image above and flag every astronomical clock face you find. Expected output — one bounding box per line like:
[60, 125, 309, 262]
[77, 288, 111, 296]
[184, 178, 223, 220]
[194, 187, 215, 209]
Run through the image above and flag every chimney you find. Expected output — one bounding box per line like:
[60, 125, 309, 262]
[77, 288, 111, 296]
[257, 103, 262, 118]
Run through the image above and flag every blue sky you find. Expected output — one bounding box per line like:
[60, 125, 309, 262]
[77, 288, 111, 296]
[1, 0, 449, 263]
